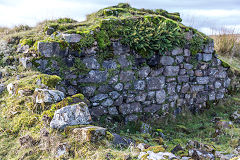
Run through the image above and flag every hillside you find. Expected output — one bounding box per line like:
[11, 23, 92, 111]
[0, 3, 239, 160]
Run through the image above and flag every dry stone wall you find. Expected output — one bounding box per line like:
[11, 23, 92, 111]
[35, 38, 230, 122]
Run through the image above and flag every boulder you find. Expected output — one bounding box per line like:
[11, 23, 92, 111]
[189, 149, 215, 160]
[72, 126, 106, 142]
[112, 133, 134, 147]
[19, 57, 32, 68]
[35, 88, 65, 104]
[37, 42, 60, 57]
[50, 102, 92, 129]
[17, 44, 29, 53]
[62, 33, 81, 43]
[138, 151, 177, 160]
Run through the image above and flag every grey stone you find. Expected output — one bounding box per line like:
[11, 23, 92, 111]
[90, 94, 108, 102]
[82, 57, 100, 69]
[209, 91, 216, 101]
[101, 99, 113, 107]
[144, 104, 161, 113]
[38, 42, 60, 57]
[67, 86, 77, 95]
[109, 91, 120, 99]
[114, 83, 123, 91]
[125, 114, 138, 122]
[191, 85, 204, 92]
[166, 77, 176, 82]
[90, 106, 108, 117]
[179, 69, 186, 75]
[195, 70, 203, 77]
[17, 44, 29, 53]
[184, 49, 191, 56]
[138, 151, 177, 160]
[141, 123, 152, 134]
[181, 83, 190, 93]
[164, 66, 179, 76]
[87, 70, 108, 83]
[117, 56, 131, 68]
[203, 54, 213, 62]
[50, 102, 91, 129]
[135, 92, 147, 102]
[196, 53, 203, 61]
[216, 92, 224, 99]
[178, 76, 189, 83]
[134, 80, 146, 90]
[150, 68, 164, 77]
[196, 77, 209, 84]
[146, 77, 165, 90]
[81, 86, 96, 97]
[108, 107, 119, 115]
[126, 94, 135, 103]
[184, 63, 193, 70]
[0, 84, 5, 95]
[114, 95, 123, 106]
[35, 88, 65, 104]
[113, 41, 130, 55]
[147, 91, 155, 100]
[62, 34, 81, 43]
[167, 82, 176, 95]
[156, 90, 166, 104]
[175, 56, 184, 64]
[119, 71, 135, 82]
[97, 85, 112, 93]
[215, 81, 222, 89]
[224, 78, 231, 87]
[203, 42, 214, 54]
[119, 102, 142, 115]
[112, 133, 134, 147]
[215, 71, 227, 79]
[102, 60, 117, 69]
[138, 66, 151, 78]
[108, 75, 118, 84]
[160, 56, 174, 65]
[172, 47, 183, 55]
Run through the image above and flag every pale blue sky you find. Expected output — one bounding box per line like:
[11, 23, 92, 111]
[0, 0, 240, 35]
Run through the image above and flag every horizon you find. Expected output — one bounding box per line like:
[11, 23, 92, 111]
[0, 0, 240, 35]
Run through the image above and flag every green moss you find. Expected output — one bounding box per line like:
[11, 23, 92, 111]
[20, 38, 34, 46]
[95, 30, 111, 50]
[37, 74, 61, 88]
[144, 146, 165, 153]
[72, 93, 84, 100]
[106, 131, 114, 141]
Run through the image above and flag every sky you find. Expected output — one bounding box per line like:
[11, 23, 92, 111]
[0, 0, 240, 35]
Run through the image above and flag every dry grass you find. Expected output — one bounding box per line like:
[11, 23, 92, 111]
[211, 28, 240, 58]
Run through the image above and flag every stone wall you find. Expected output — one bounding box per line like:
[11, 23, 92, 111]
[34, 37, 230, 122]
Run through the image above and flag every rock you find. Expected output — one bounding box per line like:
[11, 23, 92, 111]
[196, 53, 203, 61]
[184, 63, 193, 70]
[72, 126, 106, 142]
[125, 114, 138, 122]
[186, 140, 216, 154]
[137, 66, 150, 79]
[81, 86, 96, 97]
[50, 102, 92, 129]
[101, 99, 113, 107]
[184, 49, 191, 56]
[135, 92, 147, 102]
[178, 76, 189, 83]
[230, 110, 240, 123]
[114, 83, 124, 91]
[216, 120, 233, 129]
[175, 56, 184, 64]
[108, 107, 119, 115]
[7, 83, 16, 95]
[0, 84, 5, 94]
[172, 47, 183, 55]
[160, 56, 174, 65]
[45, 27, 55, 35]
[90, 94, 108, 102]
[191, 85, 204, 92]
[144, 104, 161, 113]
[164, 66, 179, 76]
[113, 41, 130, 55]
[150, 68, 164, 77]
[203, 54, 213, 62]
[35, 88, 65, 104]
[67, 86, 77, 95]
[109, 91, 120, 99]
[147, 55, 160, 67]
[204, 42, 214, 54]
[146, 77, 165, 90]
[171, 144, 184, 154]
[108, 75, 118, 84]
[134, 80, 146, 90]
[119, 103, 142, 115]
[62, 33, 81, 43]
[102, 60, 117, 69]
[141, 123, 152, 134]
[137, 143, 149, 151]
[119, 71, 135, 82]
[117, 56, 131, 68]
[98, 85, 112, 93]
[138, 151, 177, 160]
[82, 57, 100, 69]
[55, 143, 68, 158]
[90, 106, 108, 117]
[156, 90, 166, 104]
[114, 95, 123, 106]
[17, 44, 29, 53]
[126, 94, 135, 103]
[189, 149, 215, 160]
[37, 42, 60, 57]
[112, 133, 134, 147]
[196, 77, 209, 84]
[18, 89, 33, 97]
[87, 70, 108, 83]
